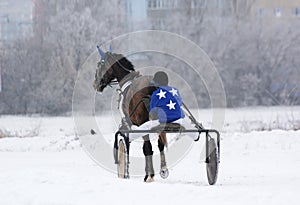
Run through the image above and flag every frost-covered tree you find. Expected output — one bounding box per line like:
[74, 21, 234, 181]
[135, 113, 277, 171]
[1, 0, 300, 114]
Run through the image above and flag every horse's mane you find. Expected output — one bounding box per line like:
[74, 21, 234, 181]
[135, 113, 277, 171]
[112, 53, 135, 71]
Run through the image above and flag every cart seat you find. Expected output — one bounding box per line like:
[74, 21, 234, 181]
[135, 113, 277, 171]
[151, 123, 186, 132]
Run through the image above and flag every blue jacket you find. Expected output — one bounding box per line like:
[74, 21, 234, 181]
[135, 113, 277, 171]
[150, 86, 185, 123]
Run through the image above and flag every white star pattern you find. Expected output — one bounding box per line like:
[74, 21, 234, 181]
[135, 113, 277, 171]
[156, 89, 166, 99]
[169, 88, 178, 96]
[166, 100, 176, 110]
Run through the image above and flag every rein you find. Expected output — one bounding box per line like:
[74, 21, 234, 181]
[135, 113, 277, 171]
[128, 95, 151, 117]
[115, 58, 133, 73]
[108, 52, 133, 73]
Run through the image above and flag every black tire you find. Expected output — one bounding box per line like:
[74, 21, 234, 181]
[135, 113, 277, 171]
[117, 139, 129, 179]
[206, 138, 219, 185]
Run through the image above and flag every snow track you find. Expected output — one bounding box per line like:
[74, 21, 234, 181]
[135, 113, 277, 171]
[0, 108, 299, 205]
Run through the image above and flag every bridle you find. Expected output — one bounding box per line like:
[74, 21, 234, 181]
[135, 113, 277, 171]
[97, 52, 133, 87]
[107, 52, 134, 73]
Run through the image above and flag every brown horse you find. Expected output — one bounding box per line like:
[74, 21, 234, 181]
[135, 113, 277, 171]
[93, 48, 167, 182]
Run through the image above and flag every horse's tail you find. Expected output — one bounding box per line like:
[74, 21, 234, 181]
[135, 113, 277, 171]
[159, 132, 168, 148]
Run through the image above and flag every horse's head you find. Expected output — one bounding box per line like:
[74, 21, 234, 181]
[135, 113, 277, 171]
[93, 51, 115, 92]
[93, 46, 134, 92]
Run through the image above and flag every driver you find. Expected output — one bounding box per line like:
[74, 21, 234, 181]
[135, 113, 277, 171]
[130, 71, 199, 142]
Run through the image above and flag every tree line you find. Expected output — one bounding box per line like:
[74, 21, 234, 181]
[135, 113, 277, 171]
[0, 0, 299, 115]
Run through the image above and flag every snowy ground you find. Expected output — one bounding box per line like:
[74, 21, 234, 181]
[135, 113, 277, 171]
[0, 107, 300, 205]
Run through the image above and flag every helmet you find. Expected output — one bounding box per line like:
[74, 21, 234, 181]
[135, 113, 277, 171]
[153, 71, 168, 86]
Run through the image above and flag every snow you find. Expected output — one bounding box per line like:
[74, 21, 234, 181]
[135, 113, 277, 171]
[0, 107, 300, 205]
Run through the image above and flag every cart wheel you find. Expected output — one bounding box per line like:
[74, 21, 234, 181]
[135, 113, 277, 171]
[206, 138, 219, 185]
[117, 139, 129, 179]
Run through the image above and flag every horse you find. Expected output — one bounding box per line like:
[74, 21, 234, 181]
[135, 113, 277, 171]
[93, 47, 167, 182]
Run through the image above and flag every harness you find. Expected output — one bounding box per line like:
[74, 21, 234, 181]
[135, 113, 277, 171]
[117, 71, 141, 124]
[120, 81, 132, 93]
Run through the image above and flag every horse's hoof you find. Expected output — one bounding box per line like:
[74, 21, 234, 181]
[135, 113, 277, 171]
[144, 175, 155, 183]
[160, 168, 169, 179]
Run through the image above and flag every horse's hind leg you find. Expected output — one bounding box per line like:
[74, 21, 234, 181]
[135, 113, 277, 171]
[158, 132, 169, 179]
[143, 134, 154, 182]
[158, 133, 167, 168]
